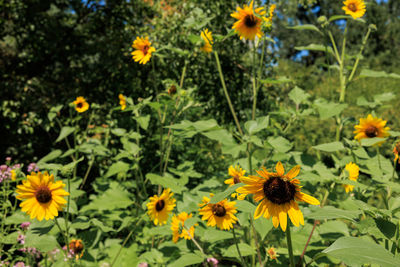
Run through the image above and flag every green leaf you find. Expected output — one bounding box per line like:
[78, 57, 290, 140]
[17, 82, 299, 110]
[359, 69, 400, 79]
[360, 137, 386, 147]
[244, 116, 269, 135]
[4, 211, 30, 225]
[314, 99, 348, 119]
[201, 129, 235, 145]
[353, 147, 369, 158]
[267, 136, 293, 153]
[254, 218, 273, 241]
[295, 44, 334, 56]
[305, 206, 361, 222]
[313, 142, 345, 152]
[91, 218, 115, 232]
[146, 173, 183, 194]
[318, 236, 400, 266]
[136, 115, 150, 130]
[168, 253, 204, 267]
[375, 218, 396, 240]
[328, 15, 351, 22]
[236, 200, 256, 213]
[223, 243, 256, 258]
[287, 24, 322, 34]
[288, 86, 310, 105]
[24, 232, 59, 252]
[104, 161, 130, 178]
[201, 229, 233, 243]
[55, 126, 75, 143]
[37, 150, 63, 164]
[209, 183, 243, 204]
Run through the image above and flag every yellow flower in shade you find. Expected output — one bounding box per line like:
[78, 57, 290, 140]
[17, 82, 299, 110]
[69, 239, 84, 260]
[16, 172, 69, 221]
[171, 212, 196, 243]
[394, 142, 400, 164]
[11, 170, 17, 181]
[353, 114, 390, 142]
[200, 29, 213, 53]
[342, 0, 366, 19]
[236, 162, 320, 231]
[131, 36, 156, 65]
[343, 162, 359, 193]
[224, 165, 247, 200]
[267, 247, 278, 260]
[198, 194, 238, 230]
[147, 188, 176, 225]
[73, 96, 89, 113]
[263, 4, 276, 24]
[231, 0, 266, 40]
[119, 94, 126, 110]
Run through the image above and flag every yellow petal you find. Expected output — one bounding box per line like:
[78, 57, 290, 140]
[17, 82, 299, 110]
[275, 162, 284, 176]
[287, 165, 301, 179]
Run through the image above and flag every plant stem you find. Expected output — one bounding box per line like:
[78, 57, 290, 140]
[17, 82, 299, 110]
[214, 51, 244, 136]
[232, 227, 247, 267]
[54, 219, 69, 261]
[392, 161, 397, 181]
[286, 221, 295, 267]
[348, 27, 371, 83]
[252, 40, 258, 120]
[339, 24, 347, 103]
[80, 156, 95, 189]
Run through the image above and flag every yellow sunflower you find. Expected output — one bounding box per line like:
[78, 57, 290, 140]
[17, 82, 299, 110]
[343, 162, 359, 193]
[198, 194, 238, 230]
[73, 96, 89, 113]
[69, 239, 84, 260]
[171, 212, 196, 243]
[263, 4, 276, 24]
[147, 188, 176, 225]
[342, 0, 366, 19]
[393, 142, 400, 164]
[353, 114, 390, 141]
[131, 36, 156, 65]
[236, 162, 320, 231]
[224, 165, 247, 200]
[231, 0, 266, 40]
[11, 169, 17, 181]
[119, 94, 126, 110]
[16, 172, 69, 221]
[267, 246, 278, 260]
[200, 28, 213, 53]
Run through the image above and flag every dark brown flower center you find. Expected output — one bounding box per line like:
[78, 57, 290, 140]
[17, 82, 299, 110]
[35, 186, 52, 204]
[212, 204, 226, 217]
[263, 176, 296, 205]
[348, 3, 357, 12]
[365, 126, 378, 138]
[168, 85, 177, 95]
[244, 14, 258, 28]
[69, 240, 84, 255]
[233, 176, 241, 184]
[143, 45, 150, 55]
[77, 102, 83, 108]
[155, 200, 165, 211]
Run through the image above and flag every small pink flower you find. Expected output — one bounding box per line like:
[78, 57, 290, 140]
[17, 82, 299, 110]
[207, 258, 218, 267]
[20, 222, 31, 230]
[138, 263, 148, 267]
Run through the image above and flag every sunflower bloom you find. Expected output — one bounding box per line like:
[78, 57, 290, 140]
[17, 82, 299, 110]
[393, 142, 400, 164]
[343, 162, 359, 193]
[16, 172, 69, 221]
[11, 170, 17, 181]
[147, 188, 176, 225]
[69, 239, 84, 260]
[131, 36, 156, 65]
[171, 212, 196, 243]
[342, 0, 366, 19]
[267, 247, 278, 260]
[73, 97, 89, 113]
[224, 165, 247, 200]
[231, 0, 266, 40]
[263, 4, 276, 24]
[353, 114, 390, 142]
[200, 29, 213, 53]
[119, 94, 126, 110]
[236, 162, 320, 231]
[198, 194, 238, 230]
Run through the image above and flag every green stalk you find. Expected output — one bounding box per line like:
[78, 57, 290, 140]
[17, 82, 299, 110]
[339, 25, 348, 103]
[286, 220, 295, 267]
[392, 161, 397, 181]
[252, 40, 258, 120]
[214, 51, 244, 136]
[348, 27, 372, 83]
[232, 227, 247, 267]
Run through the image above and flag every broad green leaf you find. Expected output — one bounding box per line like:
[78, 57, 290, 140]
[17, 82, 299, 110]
[360, 137, 386, 147]
[287, 24, 322, 34]
[244, 116, 269, 135]
[104, 161, 130, 178]
[24, 232, 59, 252]
[223, 243, 256, 258]
[375, 218, 396, 240]
[91, 218, 115, 232]
[314, 99, 348, 119]
[318, 236, 400, 266]
[374, 92, 396, 103]
[111, 128, 127, 136]
[4, 211, 30, 225]
[389, 131, 400, 137]
[55, 126, 75, 143]
[305, 206, 361, 222]
[37, 150, 62, 164]
[359, 69, 400, 79]
[146, 173, 183, 194]
[295, 44, 334, 56]
[210, 183, 243, 204]
[353, 147, 369, 158]
[136, 115, 150, 130]
[318, 220, 349, 237]
[313, 142, 345, 152]
[236, 200, 256, 213]
[168, 253, 204, 267]
[201, 129, 235, 145]
[254, 218, 273, 241]
[201, 229, 233, 243]
[267, 136, 293, 153]
[288, 86, 310, 105]
[192, 119, 218, 131]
